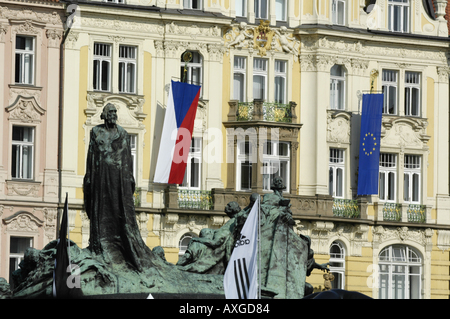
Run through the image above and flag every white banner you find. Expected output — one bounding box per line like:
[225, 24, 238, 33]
[224, 196, 260, 299]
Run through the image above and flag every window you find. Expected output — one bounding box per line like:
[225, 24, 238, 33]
[262, 141, 290, 192]
[332, 0, 346, 25]
[129, 134, 137, 180]
[274, 60, 287, 104]
[93, 43, 111, 91]
[330, 65, 346, 110]
[404, 155, 421, 204]
[179, 233, 195, 256]
[236, 0, 246, 17]
[234, 57, 246, 102]
[329, 148, 344, 198]
[9, 237, 33, 288]
[382, 70, 398, 115]
[119, 45, 136, 94]
[275, 0, 287, 21]
[15, 36, 35, 85]
[105, 0, 124, 3]
[237, 141, 253, 191]
[254, 0, 268, 19]
[329, 241, 345, 289]
[180, 51, 202, 88]
[404, 72, 420, 116]
[378, 245, 422, 299]
[379, 153, 397, 202]
[183, 0, 202, 10]
[253, 58, 267, 100]
[181, 138, 202, 189]
[388, 0, 410, 33]
[12, 126, 34, 180]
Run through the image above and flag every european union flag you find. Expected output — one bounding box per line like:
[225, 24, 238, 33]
[357, 94, 383, 196]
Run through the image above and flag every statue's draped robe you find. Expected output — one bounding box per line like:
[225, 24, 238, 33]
[83, 124, 152, 272]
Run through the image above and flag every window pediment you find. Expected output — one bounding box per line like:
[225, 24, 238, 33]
[6, 95, 45, 123]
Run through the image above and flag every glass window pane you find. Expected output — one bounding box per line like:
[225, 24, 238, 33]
[236, 0, 245, 16]
[404, 173, 410, 202]
[253, 75, 265, 100]
[275, 0, 286, 21]
[411, 88, 419, 116]
[329, 167, 334, 196]
[379, 172, 386, 200]
[190, 158, 199, 188]
[412, 173, 419, 202]
[241, 161, 252, 190]
[234, 73, 244, 102]
[101, 60, 110, 91]
[336, 168, 343, 197]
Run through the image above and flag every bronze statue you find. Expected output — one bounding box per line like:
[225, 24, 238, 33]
[83, 103, 153, 272]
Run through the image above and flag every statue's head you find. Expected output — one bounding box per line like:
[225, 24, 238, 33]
[271, 176, 286, 191]
[101, 103, 118, 127]
[224, 201, 241, 218]
[249, 193, 259, 205]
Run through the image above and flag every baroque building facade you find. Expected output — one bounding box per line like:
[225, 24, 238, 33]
[0, 0, 65, 287]
[1, 0, 450, 299]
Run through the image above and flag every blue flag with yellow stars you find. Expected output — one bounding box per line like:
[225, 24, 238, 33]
[357, 94, 383, 195]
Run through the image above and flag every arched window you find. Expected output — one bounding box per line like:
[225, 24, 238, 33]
[180, 51, 202, 86]
[329, 241, 345, 289]
[178, 233, 197, 256]
[330, 65, 345, 110]
[378, 245, 422, 299]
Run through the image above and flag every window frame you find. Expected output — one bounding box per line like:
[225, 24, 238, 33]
[183, 0, 202, 10]
[331, 0, 346, 26]
[15, 35, 35, 85]
[329, 241, 346, 290]
[234, 56, 247, 102]
[329, 148, 345, 198]
[254, 0, 268, 20]
[403, 155, 421, 204]
[404, 71, 421, 117]
[253, 58, 268, 101]
[236, 0, 247, 17]
[379, 153, 397, 203]
[382, 70, 398, 115]
[180, 137, 202, 190]
[180, 51, 203, 95]
[274, 60, 287, 104]
[93, 42, 112, 92]
[330, 65, 346, 110]
[9, 236, 33, 287]
[262, 141, 290, 193]
[388, 0, 410, 33]
[378, 245, 422, 299]
[275, 0, 287, 21]
[11, 125, 35, 180]
[118, 45, 137, 94]
[237, 141, 254, 191]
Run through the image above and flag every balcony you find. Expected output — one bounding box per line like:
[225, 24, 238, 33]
[332, 199, 360, 218]
[236, 101, 293, 122]
[227, 99, 298, 124]
[380, 202, 427, 223]
[177, 189, 213, 211]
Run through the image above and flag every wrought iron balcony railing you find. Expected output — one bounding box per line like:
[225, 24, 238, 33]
[332, 199, 360, 218]
[382, 203, 402, 221]
[407, 204, 426, 223]
[237, 102, 293, 122]
[177, 189, 213, 210]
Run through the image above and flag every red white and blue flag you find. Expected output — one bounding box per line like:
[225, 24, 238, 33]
[154, 80, 201, 184]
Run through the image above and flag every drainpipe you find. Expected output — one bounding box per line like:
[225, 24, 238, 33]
[57, 4, 72, 238]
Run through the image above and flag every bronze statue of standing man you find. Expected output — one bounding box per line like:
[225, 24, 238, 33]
[83, 103, 153, 272]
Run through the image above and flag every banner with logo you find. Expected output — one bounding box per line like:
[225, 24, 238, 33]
[223, 196, 260, 299]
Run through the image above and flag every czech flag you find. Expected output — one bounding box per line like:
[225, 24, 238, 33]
[154, 80, 201, 184]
